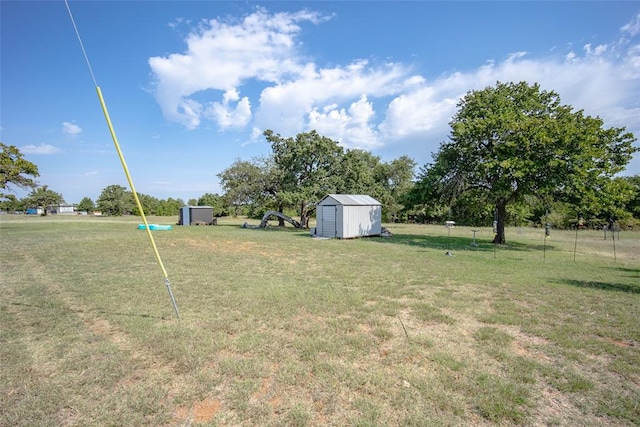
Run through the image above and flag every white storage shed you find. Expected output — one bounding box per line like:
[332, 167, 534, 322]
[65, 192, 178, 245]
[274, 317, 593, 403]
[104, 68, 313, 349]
[315, 194, 382, 239]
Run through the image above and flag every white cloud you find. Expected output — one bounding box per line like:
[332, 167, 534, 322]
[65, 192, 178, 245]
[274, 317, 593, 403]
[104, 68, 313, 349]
[379, 87, 458, 141]
[21, 144, 60, 154]
[62, 121, 81, 138]
[584, 43, 608, 56]
[206, 89, 252, 129]
[308, 94, 380, 149]
[379, 24, 640, 146]
[621, 13, 640, 38]
[254, 61, 415, 137]
[149, 7, 329, 129]
[149, 8, 640, 171]
[623, 44, 640, 79]
[506, 51, 528, 61]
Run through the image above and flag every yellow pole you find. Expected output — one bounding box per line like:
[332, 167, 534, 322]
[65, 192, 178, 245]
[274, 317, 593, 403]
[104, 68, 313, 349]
[96, 86, 180, 318]
[64, 0, 179, 318]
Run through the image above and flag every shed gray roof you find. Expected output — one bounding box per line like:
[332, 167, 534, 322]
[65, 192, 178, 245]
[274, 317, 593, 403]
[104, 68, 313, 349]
[319, 194, 382, 206]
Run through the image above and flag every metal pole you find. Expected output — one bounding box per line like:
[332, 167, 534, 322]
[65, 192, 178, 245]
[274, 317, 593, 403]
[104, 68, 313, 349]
[573, 224, 579, 262]
[164, 278, 180, 318]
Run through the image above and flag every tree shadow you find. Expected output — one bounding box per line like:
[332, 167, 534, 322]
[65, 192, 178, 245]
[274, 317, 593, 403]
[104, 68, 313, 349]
[610, 267, 640, 279]
[551, 279, 640, 294]
[250, 225, 304, 234]
[369, 233, 553, 253]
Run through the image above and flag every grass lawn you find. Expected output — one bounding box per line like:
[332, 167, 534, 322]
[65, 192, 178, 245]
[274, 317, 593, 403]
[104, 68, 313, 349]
[1, 215, 639, 426]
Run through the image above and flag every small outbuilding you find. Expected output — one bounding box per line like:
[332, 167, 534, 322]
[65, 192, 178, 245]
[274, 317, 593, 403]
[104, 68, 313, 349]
[314, 194, 382, 239]
[178, 206, 214, 226]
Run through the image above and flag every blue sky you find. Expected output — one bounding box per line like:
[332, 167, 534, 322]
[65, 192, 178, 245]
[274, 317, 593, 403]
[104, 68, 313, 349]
[2, 1, 639, 204]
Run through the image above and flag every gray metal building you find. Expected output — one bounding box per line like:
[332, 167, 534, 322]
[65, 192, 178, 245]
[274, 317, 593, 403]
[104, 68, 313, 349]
[178, 206, 214, 225]
[315, 194, 382, 239]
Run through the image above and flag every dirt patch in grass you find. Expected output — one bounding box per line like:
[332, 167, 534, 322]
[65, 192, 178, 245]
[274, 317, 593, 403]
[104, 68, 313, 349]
[602, 337, 639, 348]
[505, 327, 553, 363]
[173, 397, 222, 424]
[250, 365, 283, 410]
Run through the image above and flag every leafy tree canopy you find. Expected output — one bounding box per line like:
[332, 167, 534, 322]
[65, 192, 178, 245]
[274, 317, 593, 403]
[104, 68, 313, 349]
[623, 175, 640, 219]
[96, 184, 133, 216]
[217, 131, 417, 224]
[218, 158, 271, 213]
[197, 193, 226, 216]
[24, 185, 64, 215]
[77, 197, 95, 212]
[1, 142, 39, 200]
[264, 129, 344, 227]
[414, 81, 637, 243]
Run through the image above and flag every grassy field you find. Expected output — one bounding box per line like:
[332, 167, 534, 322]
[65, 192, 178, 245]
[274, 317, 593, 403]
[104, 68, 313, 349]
[1, 214, 639, 426]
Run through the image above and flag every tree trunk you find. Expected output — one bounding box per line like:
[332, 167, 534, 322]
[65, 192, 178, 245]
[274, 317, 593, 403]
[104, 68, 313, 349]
[299, 201, 308, 229]
[492, 201, 507, 244]
[277, 203, 285, 227]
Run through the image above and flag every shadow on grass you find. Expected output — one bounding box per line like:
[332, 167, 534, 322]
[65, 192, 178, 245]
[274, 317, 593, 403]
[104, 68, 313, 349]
[552, 279, 640, 294]
[7, 301, 166, 319]
[610, 267, 640, 279]
[369, 233, 554, 253]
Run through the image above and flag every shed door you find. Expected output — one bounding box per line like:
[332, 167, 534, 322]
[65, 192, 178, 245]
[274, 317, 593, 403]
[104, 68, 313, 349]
[322, 205, 336, 237]
[180, 207, 190, 226]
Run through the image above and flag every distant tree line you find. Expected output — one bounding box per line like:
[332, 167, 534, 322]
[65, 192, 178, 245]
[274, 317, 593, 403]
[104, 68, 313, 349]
[89, 185, 229, 217]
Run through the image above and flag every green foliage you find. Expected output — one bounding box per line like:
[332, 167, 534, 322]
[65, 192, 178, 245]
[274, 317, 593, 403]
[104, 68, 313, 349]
[77, 196, 94, 212]
[132, 193, 160, 216]
[0, 196, 26, 212]
[197, 192, 227, 216]
[96, 186, 184, 217]
[413, 81, 638, 243]
[265, 129, 345, 227]
[336, 149, 382, 195]
[24, 185, 64, 215]
[218, 157, 272, 215]
[218, 131, 416, 225]
[96, 184, 133, 216]
[0, 142, 39, 199]
[154, 197, 184, 216]
[372, 155, 416, 222]
[623, 175, 640, 219]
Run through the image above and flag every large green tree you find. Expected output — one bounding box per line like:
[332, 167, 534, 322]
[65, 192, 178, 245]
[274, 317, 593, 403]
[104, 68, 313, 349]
[77, 197, 95, 213]
[131, 193, 160, 216]
[421, 81, 637, 243]
[156, 198, 184, 216]
[218, 158, 271, 216]
[373, 155, 416, 222]
[336, 149, 382, 195]
[264, 129, 344, 228]
[24, 185, 64, 215]
[197, 193, 226, 216]
[96, 184, 133, 216]
[1, 143, 39, 200]
[218, 134, 418, 225]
